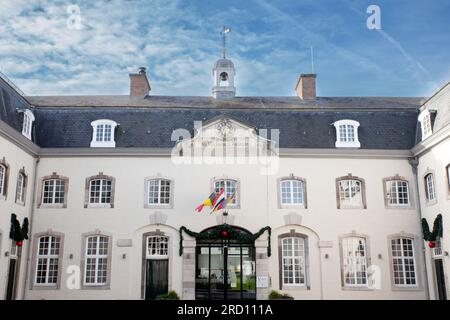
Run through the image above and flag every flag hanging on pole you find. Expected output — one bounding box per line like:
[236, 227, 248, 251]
[209, 188, 226, 214]
[196, 189, 236, 214]
[195, 192, 216, 213]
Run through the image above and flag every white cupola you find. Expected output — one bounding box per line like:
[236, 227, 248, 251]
[212, 26, 236, 100]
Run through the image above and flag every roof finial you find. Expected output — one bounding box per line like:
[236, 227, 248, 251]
[221, 26, 231, 59]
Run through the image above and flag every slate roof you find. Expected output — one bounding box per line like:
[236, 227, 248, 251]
[0, 77, 425, 150]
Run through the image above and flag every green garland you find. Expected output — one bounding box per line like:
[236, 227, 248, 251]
[9, 213, 29, 242]
[179, 224, 271, 257]
[422, 214, 443, 241]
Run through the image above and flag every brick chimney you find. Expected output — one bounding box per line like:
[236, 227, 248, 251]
[129, 67, 151, 98]
[295, 74, 316, 100]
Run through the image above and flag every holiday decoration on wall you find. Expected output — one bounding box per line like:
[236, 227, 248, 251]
[9, 213, 29, 247]
[179, 224, 271, 257]
[422, 214, 442, 247]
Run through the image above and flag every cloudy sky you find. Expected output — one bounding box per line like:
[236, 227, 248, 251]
[0, 0, 449, 97]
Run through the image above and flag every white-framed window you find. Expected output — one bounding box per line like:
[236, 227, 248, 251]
[84, 235, 109, 286]
[338, 179, 364, 208]
[333, 119, 361, 148]
[146, 236, 169, 259]
[341, 237, 368, 287]
[214, 179, 238, 206]
[446, 164, 450, 193]
[42, 179, 65, 205]
[418, 109, 432, 140]
[432, 238, 443, 258]
[35, 236, 61, 286]
[280, 179, 304, 206]
[90, 119, 118, 148]
[386, 180, 410, 206]
[391, 237, 417, 287]
[89, 179, 112, 205]
[0, 164, 5, 196]
[15, 172, 26, 204]
[148, 179, 171, 206]
[22, 109, 35, 140]
[281, 237, 306, 286]
[425, 173, 436, 201]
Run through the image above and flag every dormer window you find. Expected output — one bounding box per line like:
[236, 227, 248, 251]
[333, 119, 360, 148]
[418, 109, 432, 140]
[90, 119, 118, 148]
[22, 109, 35, 140]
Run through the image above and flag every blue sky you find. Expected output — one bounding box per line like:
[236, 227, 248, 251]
[0, 0, 449, 97]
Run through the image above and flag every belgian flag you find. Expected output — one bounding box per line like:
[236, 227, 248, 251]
[195, 192, 217, 213]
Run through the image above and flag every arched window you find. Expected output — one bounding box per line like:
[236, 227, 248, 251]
[83, 234, 111, 287]
[384, 177, 410, 207]
[84, 173, 115, 208]
[146, 236, 169, 259]
[22, 109, 35, 140]
[341, 236, 368, 287]
[38, 173, 69, 208]
[146, 178, 172, 207]
[279, 177, 306, 208]
[418, 109, 432, 140]
[90, 119, 118, 148]
[213, 178, 239, 206]
[336, 175, 366, 209]
[34, 235, 62, 286]
[15, 169, 27, 205]
[424, 173, 436, 202]
[0, 163, 6, 197]
[333, 119, 361, 148]
[390, 237, 417, 287]
[446, 164, 450, 194]
[279, 236, 307, 287]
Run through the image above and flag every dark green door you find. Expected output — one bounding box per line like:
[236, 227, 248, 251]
[5, 259, 17, 300]
[435, 259, 447, 300]
[145, 259, 168, 300]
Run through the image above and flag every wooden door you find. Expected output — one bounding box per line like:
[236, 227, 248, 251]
[145, 259, 169, 300]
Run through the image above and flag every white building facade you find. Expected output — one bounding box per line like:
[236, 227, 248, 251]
[0, 54, 449, 300]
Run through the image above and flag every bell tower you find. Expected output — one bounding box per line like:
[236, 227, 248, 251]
[212, 26, 236, 100]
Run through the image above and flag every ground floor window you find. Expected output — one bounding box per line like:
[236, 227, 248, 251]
[391, 237, 417, 287]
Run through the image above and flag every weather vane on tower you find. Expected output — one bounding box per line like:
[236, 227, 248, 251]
[221, 26, 231, 59]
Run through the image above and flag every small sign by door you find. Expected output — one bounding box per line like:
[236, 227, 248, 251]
[256, 276, 269, 288]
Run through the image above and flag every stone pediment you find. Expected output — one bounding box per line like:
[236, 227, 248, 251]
[174, 116, 278, 158]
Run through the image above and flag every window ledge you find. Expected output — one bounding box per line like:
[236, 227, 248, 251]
[425, 199, 438, 207]
[341, 286, 373, 291]
[335, 141, 361, 148]
[15, 201, 25, 206]
[391, 285, 422, 292]
[145, 204, 173, 209]
[31, 285, 59, 290]
[281, 285, 309, 291]
[339, 206, 365, 210]
[279, 204, 306, 209]
[90, 142, 116, 148]
[86, 204, 112, 209]
[38, 204, 66, 209]
[385, 205, 414, 210]
[81, 285, 110, 290]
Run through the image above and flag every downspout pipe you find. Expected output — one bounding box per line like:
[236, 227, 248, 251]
[22, 156, 39, 300]
[408, 156, 430, 300]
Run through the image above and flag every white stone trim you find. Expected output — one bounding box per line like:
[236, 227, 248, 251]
[333, 119, 361, 148]
[90, 119, 118, 148]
